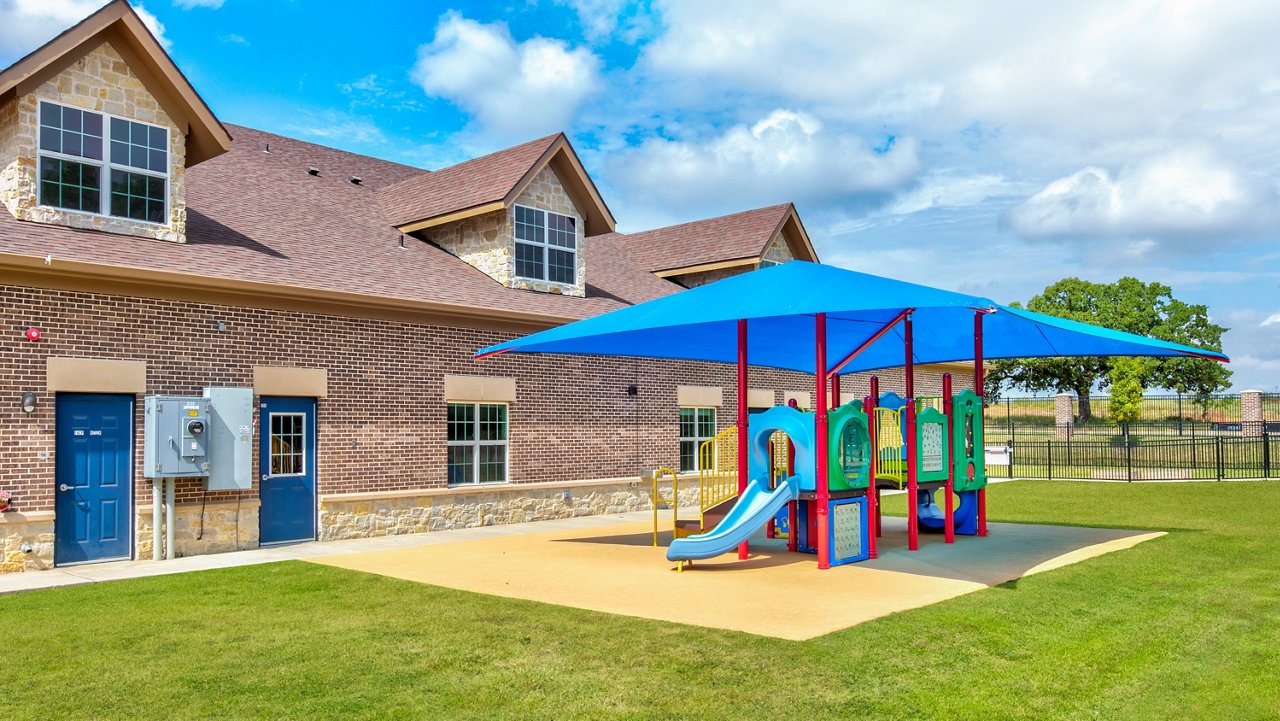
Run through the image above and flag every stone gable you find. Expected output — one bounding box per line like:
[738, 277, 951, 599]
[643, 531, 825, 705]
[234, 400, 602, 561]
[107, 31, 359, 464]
[0, 41, 187, 243]
[425, 164, 587, 297]
[761, 230, 795, 266]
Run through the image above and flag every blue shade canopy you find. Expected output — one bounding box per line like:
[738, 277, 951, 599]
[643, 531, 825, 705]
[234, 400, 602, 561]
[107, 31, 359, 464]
[475, 262, 1228, 374]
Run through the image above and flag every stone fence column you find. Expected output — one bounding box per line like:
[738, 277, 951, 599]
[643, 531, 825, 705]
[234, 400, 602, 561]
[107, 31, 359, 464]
[1241, 390, 1263, 438]
[1054, 393, 1074, 440]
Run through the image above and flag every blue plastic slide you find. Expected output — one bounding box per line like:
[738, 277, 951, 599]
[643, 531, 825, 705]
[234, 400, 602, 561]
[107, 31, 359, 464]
[916, 488, 978, 533]
[666, 476, 800, 562]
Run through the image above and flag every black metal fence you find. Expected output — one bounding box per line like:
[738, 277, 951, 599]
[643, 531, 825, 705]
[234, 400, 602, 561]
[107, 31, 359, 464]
[985, 433, 1278, 481]
[983, 391, 1280, 444]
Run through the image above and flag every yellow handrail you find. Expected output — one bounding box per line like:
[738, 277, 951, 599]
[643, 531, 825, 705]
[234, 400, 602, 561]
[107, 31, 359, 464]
[875, 407, 907, 487]
[916, 396, 944, 413]
[698, 425, 739, 527]
[651, 467, 680, 547]
[770, 430, 790, 482]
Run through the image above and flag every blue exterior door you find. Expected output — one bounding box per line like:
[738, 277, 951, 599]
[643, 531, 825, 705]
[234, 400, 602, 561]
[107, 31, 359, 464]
[55, 394, 134, 565]
[259, 396, 317, 544]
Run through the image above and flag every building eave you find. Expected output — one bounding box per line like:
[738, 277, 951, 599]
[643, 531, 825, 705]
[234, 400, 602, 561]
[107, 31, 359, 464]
[652, 257, 759, 278]
[0, 251, 577, 334]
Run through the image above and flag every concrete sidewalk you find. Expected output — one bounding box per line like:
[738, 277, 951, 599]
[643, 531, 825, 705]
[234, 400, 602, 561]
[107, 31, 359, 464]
[0, 510, 656, 596]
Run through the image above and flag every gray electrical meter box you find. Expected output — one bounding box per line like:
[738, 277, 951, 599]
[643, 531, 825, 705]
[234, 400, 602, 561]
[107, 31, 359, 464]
[144, 396, 212, 478]
[203, 387, 254, 491]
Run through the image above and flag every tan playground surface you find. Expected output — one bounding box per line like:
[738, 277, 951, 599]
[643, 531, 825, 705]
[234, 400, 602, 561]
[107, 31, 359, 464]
[309, 517, 1164, 641]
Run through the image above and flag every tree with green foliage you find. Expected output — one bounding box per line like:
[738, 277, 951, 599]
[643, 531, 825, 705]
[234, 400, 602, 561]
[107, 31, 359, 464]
[987, 277, 1231, 421]
[1109, 358, 1145, 442]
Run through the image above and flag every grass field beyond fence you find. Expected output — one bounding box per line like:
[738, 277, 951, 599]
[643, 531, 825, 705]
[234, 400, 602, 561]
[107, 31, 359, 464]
[4, 481, 1280, 720]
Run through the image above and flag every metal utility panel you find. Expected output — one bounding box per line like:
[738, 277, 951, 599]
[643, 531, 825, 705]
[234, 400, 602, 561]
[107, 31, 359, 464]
[143, 396, 212, 478]
[204, 387, 254, 491]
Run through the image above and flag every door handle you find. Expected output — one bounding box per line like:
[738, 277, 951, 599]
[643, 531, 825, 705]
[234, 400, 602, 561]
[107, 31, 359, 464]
[59, 483, 72, 492]
[261, 474, 270, 482]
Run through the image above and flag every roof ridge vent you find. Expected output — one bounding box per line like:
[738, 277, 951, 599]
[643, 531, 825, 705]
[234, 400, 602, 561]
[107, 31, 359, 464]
[307, 166, 320, 176]
[350, 175, 363, 185]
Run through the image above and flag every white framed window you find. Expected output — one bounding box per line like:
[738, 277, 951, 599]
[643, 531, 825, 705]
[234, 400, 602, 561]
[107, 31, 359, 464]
[37, 101, 169, 225]
[679, 407, 717, 473]
[514, 204, 576, 284]
[269, 413, 307, 476]
[759, 259, 781, 269]
[447, 402, 508, 484]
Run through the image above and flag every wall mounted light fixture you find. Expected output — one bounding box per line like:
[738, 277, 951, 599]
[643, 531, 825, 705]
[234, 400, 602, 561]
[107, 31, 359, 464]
[20, 391, 37, 413]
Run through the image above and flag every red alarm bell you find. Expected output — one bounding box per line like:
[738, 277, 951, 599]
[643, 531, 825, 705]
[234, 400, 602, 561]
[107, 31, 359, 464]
[24, 327, 40, 342]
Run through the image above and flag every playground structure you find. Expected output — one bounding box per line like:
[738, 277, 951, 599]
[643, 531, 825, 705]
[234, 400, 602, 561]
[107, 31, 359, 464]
[664, 366, 989, 569]
[658, 309, 993, 570]
[477, 261, 1229, 573]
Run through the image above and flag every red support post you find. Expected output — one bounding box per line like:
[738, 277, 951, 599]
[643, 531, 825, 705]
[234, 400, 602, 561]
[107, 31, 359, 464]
[864, 394, 878, 559]
[831, 374, 841, 410]
[737, 319, 750, 560]
[905, 313, 918, 552]
[942, 372, 955, 544]
[869, 375, 881, 538]
[815, 312, 831, 570]
[975, 311, 988, 537]
[787, 439, 798, 552]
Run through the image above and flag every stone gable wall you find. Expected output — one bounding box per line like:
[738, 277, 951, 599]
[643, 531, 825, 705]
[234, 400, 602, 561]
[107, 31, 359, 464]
[425, 165, 586, 297]
[0, 42, 187, 242]
[761, 230, 796, 265]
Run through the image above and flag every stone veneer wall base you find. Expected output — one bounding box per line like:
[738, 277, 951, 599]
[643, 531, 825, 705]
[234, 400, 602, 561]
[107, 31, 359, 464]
[319, 477, 704, 541]
[1, 512, 55, 572]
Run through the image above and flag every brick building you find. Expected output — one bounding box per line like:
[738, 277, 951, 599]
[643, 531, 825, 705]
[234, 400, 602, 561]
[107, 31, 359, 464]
[0, 1, 964, 572]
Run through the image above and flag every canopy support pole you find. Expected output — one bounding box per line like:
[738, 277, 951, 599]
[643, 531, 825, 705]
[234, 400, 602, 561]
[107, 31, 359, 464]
[864, 392, 878, 559]
[943, 372, 955, 544]
[870, 375, 881, 541]
[975, 311, 988, 537]
[736, 319, 750, 560]
[905, 313, 919, 551]
[831, 375, 841, 410]
[815, 312, 830, 570]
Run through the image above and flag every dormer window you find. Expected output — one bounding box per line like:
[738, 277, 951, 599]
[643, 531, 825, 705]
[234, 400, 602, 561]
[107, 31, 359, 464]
[514, 204, 576, 284]
[37, 101, 168, 224]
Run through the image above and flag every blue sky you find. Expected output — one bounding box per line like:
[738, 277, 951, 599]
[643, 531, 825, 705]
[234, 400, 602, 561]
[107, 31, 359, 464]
[3, 1, 1279, 391]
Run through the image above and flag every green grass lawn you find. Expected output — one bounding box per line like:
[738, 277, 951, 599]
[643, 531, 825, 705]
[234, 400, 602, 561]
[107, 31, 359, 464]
[6, 481, 1280, 720]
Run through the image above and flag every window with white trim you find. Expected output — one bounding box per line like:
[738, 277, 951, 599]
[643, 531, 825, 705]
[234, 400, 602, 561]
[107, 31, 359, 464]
[37, 101, 169, 224]
[514, 204, 576, 284]
[447, 402, 508, 484]
[269, 413, 306, 475]
[679, 407, 717, 473]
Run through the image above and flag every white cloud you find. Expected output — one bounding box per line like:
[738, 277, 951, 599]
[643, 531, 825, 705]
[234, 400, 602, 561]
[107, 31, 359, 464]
[628, 0, 1280, 250]
[285, 113, 387, 146]
[173, 0, 223, 8]
[553, 0, 654, 43]
[607, 109, 920, 222]
[1005, 148, 1275, 245]
[339, 74, 383, 95]
[882, 172, 1029, 216]
[218, 33, 248, 46]
[641, 1, 1280, 138]
[1262, 313, 1280, 327]
[0, 1, 170, 57]
[411, 12, 600, 142]
[555, 0, 623, 40]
